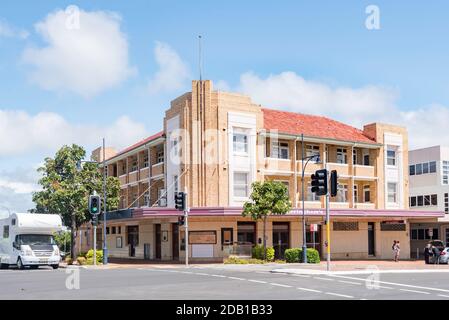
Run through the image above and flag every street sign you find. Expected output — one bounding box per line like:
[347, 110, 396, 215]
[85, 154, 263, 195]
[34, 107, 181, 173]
[310, 224, 318, 232]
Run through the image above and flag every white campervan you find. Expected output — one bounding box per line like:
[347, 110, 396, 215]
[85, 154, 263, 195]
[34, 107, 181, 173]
[0, 213, 63, 269]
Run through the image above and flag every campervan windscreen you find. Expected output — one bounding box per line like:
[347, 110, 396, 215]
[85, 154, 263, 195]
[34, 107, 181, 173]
[15, 234, 56, 246]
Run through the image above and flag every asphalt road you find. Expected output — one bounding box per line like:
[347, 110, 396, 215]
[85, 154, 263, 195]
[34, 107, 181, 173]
[0, 265, 449, 300]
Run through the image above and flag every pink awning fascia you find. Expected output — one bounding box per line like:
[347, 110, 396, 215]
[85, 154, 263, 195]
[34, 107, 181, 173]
[133, 207, 444, 219]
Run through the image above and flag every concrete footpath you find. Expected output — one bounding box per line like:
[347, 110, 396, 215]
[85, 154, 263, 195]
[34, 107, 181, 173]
[64, 259, 449, 274]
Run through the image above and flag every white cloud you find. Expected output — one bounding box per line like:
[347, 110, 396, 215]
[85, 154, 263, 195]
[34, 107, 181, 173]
[0, 110, 149, 157]
[224, 71, 449, 149]
[21, 7, 134, 97]
[148, 41, 190, 94]
[0, 20, 29, 39]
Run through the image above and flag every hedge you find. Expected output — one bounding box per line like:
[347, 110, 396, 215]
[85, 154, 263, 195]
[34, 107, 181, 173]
[284, 248, 320, 263]
[252, 245, 275, 261]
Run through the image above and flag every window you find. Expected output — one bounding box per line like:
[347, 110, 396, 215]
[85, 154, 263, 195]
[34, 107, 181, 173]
[335, 184, 348, 202]
[411, 228, 439, 240]
[221, 228, 233, 247]
[144, 191, 150, 206]
[237, 222, 256, 245]
[307, 183, 319, 201]
[143, 154, 149, 168]
[424, 195, 431, 206]
[387, 183, 397, 203]
[422, 162, 429, 174]
[333, 222, 359, 231]
[275, 181, 290, 197]
[353, 150, 357, 165]
[387, 147, 396, 166]
[233, 172, 248, 197]
[353, 185, 358, 203]
[131, 158, 138, 172]
[336, 148, 347, 164]
[363, 153, 370, 166]
[364, 185, 371, 203]
[3, 226, 9, 238]
[171, 138, 179, 157]
[444, 193, 448, 214]
[156, 150, 164, 164]
[118, 226, 121, 234]
[271, 141, 289, 159]
[112, 227, 116, 234]
[11, 219, 16, 226]
[409, 165, 415, 176]
[443, 161, 449, 185]
[106, 227, 110, 235]
[116, 236, 123, 248]
[233, 130, 248, 153]
[306, 144, 320, 158]
[417, 195, 424, 206]
[410, 196, 416, 207]
[416, 163, 422, 175]
[429, 194, 436, 206]
[429, 161, 437, 173]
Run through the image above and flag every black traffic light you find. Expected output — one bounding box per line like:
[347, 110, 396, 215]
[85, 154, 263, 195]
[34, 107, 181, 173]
[330, 170, 338, 197]
[178, 215, 185, 226]
[311, 169, 328, 196]
[88, 195, 101, 215]
[174, 192, 186, 211]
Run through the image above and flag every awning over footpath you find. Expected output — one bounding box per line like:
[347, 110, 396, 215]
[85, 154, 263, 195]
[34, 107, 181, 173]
[127, 207, 444, 219]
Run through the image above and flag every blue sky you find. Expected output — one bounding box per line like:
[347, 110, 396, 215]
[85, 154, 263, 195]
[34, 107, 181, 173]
[1, 0, 449, 213]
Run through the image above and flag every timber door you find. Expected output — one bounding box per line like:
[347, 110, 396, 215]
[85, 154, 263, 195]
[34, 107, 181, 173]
[155, 224, 162, 259]
[172, 223, 179, 260]
[273, 223, 289, 259]
[368, 222, 375, 256]
[127, 226, 139, 257]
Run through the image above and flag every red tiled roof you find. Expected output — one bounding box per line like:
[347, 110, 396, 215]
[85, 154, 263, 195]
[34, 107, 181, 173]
[262, 108, 376, 144]
[107, 131, 164, 161]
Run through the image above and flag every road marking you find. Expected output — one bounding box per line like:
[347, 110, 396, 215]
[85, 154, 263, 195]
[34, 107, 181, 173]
[256, 271, 271, 274]
[228, 276, 246, 281]
[314, 277, 334, 281]
[211, 274, 226, 278]
[325, 292, 354, 299]
[399, 289, 430, 295]
[292, 274, 310, 278]
[338, 280, 362, 285]
[330, 274, 449, 293]
[195, 272, 210, 276]
[180, 271, 194, 274]
[296, 287, 322, 293]
[438, 294, 449, 298]
[270, 283, 292, 288]
[248, 279, 267, 284]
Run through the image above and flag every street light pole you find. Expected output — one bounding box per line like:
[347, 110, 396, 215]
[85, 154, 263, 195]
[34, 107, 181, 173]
[102, 138, 108, 265]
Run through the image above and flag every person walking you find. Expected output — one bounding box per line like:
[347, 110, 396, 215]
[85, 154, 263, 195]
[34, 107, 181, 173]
[433, 245, 441, 264]
[393, 240, 401, 262]
[424, 243, 432, 264]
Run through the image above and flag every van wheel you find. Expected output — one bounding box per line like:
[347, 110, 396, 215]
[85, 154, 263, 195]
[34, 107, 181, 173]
[17, 258, 25, 270]
[0, 263, 8, 269]
[30, 265, 38, 269]
[52, 265, 59, 270]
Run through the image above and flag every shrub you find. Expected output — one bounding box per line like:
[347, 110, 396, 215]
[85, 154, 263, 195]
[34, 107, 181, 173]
[86, 249, 103, 264]
[77, 251, 87, 258]
[252, 245, 275, 261]
[76, 257, 86, 265]
[274, 260, 286, 264]
[65, 257, 73, 265]
[224, 256, 265, 264]
[285, 248, 320, 264]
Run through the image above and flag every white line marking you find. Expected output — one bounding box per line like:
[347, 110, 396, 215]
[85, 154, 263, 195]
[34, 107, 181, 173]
[297, 287, 322, 293]
[399, 289, 430, 295]
[180, 271, 193, 274]
[325, 292, 354, 299]
[211, 274, 226, 278]
[228, 277, 246, 281]
[438, 294, 449, 298]
[270, 283, 292, 288]
[314, 277, 334, 281]
[256, 271, 271, 274]
[338, 280, 362, 285]
[195, 272, 210, 276]
[292, 274, 311, 278]
[330, 275, 449, 293]
[248, 279, 268, 284]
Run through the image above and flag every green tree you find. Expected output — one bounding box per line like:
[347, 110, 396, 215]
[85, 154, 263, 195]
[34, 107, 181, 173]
[242, 181, 292, 260]
[32, 144, 120, 259]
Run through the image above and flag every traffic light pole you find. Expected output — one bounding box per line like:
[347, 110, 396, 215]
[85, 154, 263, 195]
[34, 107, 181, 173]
[185, 191, 189, 267]
[325, 163, 331, 271]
